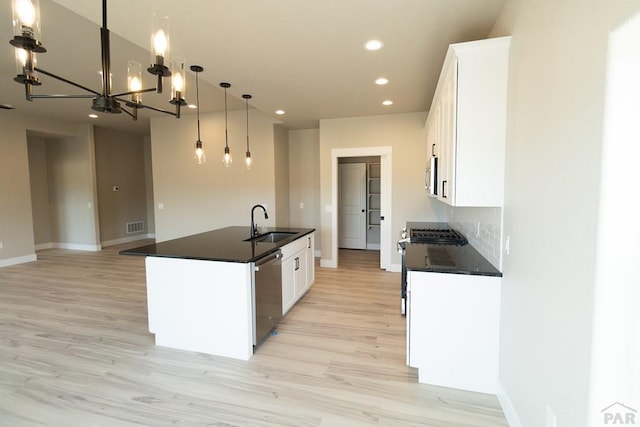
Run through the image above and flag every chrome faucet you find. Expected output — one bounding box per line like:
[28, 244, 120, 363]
[250, 204, 269, 238]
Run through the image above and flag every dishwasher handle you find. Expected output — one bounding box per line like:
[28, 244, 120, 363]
[254, 251, 282, 271]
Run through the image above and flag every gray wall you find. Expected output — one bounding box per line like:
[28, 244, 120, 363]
[489, 1, 640, 426]
[94, 127, 149, 245]
[149, 109, 280, 242]
[288, 129, 321, 251]
[27, 137, 52, 246]
[273, 124, 290, 227]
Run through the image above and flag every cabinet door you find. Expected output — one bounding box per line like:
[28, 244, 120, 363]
[281, 256, 295, 314]
[293, 250, 308, 300]
[438, 58, 458, 205]
[305, 233, 315, 287]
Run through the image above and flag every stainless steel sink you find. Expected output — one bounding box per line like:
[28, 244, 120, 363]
[251, 232, 297, 243]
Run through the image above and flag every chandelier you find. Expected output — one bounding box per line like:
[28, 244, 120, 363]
[9, 0, 187, 120]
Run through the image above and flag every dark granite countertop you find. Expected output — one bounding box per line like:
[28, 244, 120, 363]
[404, 221, 502, 277]
[120, 226, 315, 263]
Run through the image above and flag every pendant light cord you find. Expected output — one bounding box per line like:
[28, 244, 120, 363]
[245, 98, 249, 151]
[195, 71, 201, 141]
[224, 86, 229, 149]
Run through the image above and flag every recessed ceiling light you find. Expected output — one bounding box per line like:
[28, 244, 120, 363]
[364, 40, 383, 51]
[275, 109, 285, 115]
[89, 114, 98, 118]
[382, 100, 393, 106]
[187, 104, 197, 109]
[375, 77, 389, 85]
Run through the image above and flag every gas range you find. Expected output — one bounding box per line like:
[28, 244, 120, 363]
[408, 227, 468, 246]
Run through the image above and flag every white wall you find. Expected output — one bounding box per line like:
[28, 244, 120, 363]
[273, 124, 290, 227]
[150, 109, 280, 242]
[27, 137, 52, 246]
[489, 1, 640, 426]
[319, 112, 449, 268]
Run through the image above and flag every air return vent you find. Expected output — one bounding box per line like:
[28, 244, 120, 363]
[126, 221, 144, 234]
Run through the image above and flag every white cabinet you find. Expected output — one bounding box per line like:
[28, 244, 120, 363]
[407, 270, 501, 394]
[281, 232, 315, 314]
[426, 36, 510, 207]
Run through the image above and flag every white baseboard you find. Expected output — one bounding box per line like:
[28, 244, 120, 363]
[497, 381, 522, 427]
[34, 243, 54, 251]
[314, 250, 321, 258]
[387, 263, 401, 273]
[320, 258, 337, 268]
[366, 243, 381, 250]
[53, 243, 102, 252]
[0, 254, 37, 268]
[102, 233, 155, 248]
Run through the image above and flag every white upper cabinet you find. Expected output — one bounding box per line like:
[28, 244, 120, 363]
[426, 36, 510, 207]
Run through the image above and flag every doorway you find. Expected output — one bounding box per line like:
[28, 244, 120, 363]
[330, 147, 392, 270]
[338, 156, 381, 250]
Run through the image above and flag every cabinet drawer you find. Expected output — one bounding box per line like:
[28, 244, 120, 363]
[280, 235, 308, 259]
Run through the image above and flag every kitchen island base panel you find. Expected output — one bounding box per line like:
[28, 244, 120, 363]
[146, 257, 254, 361]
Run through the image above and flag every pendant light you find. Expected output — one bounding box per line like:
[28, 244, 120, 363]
[242, 94, 252, 169]
[191, 65, 205, 164]
[220, 82, 232, 167]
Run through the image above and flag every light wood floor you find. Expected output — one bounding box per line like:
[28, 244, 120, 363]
[0, 244, 507, 426]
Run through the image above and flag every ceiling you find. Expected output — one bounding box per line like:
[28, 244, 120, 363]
[0, 0, 506, 135]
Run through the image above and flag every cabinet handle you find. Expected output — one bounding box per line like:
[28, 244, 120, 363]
[432, 143, 436, 156]
[442, 180, 448, 198]
[307, 236, 311, 249]
[295, 257, 299, 271]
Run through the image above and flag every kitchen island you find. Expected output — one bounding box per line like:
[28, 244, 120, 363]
[121, 226, 315, 360]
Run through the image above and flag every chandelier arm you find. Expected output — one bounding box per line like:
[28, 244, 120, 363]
[110, 87, 157, 98]
[30, 94, 98, 99]
[34, 67, 101, 96]
[120, 106, 135, 119]
[114, 97, 177, 116]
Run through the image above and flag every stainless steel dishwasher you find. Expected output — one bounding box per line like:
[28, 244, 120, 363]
[252, 250, 282, 345]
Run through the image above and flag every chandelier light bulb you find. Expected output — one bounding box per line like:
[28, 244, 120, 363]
[152, 29, 168, 57]
[172, 71, 183, 92]
[16, 48, 28, 66]
[129, 76, 141, 92]
[15, 0, 36, 27]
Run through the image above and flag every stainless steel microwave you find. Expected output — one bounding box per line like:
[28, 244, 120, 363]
[425, 156, 438, 197]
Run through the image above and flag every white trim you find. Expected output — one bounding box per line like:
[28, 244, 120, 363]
[331, 147, 392, 270]
[53, 243, 102, 251]
[314, 250, 321, 258]
[0, 254, 37, 268]
[101, 233, 155, 248]
[34, 243, 54, 251]
[320, 259, 337, 268]
[388, 262, 401, 273]
[366, 243, 381, 250]
[496, 381, 522, 427]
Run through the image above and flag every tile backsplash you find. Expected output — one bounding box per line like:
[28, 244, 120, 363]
[449, 206, 503, 270]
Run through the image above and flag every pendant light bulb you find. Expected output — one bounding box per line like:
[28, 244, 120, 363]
[221, 82, 232, 167]
[191, 65, 205, 165]
[242, 94, 252, 170]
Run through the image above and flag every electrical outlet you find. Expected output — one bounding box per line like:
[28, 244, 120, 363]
[158, 202, 165, 210]
[113, 186, 120, 192]
[299, 202, 304, 209]
[505, 235, 511, 256]
[476, 221, 481, 236]
[0, 241, 3, 250]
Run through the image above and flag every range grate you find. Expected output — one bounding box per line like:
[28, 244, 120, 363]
[409, 228, 467, 245]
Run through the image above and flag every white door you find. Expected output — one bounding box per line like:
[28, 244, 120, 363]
[338, 163, 367, 249]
